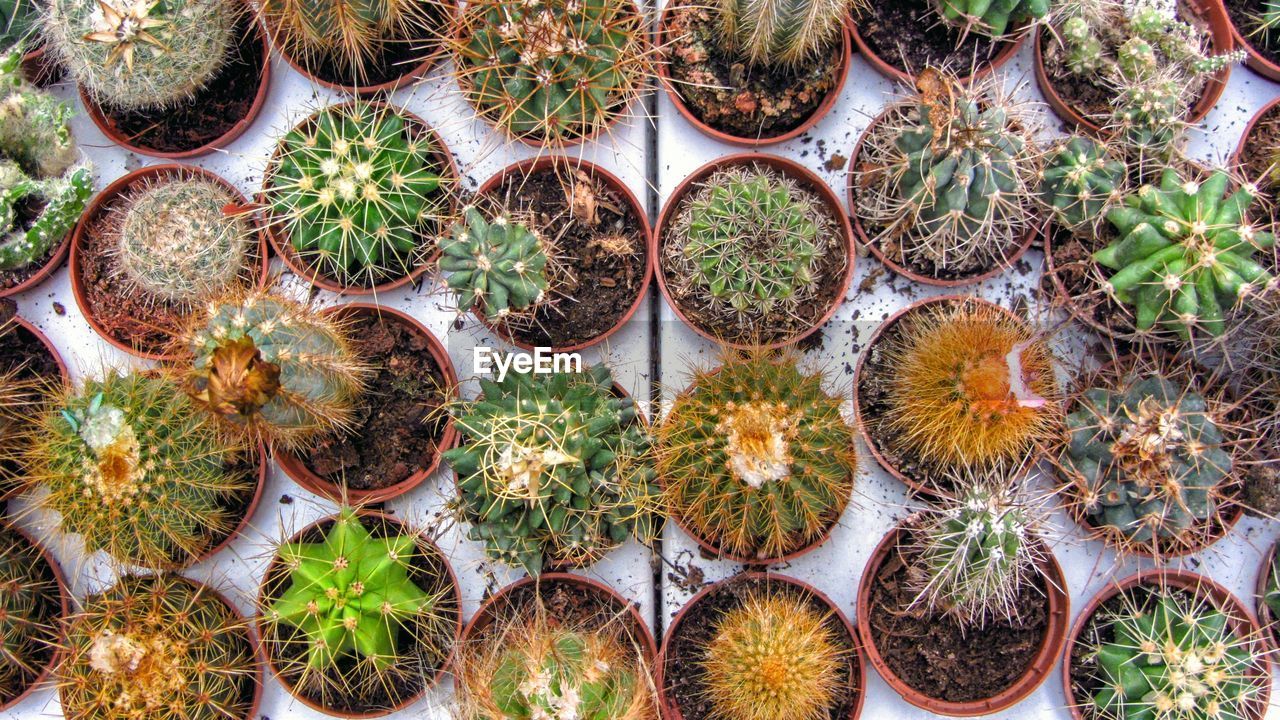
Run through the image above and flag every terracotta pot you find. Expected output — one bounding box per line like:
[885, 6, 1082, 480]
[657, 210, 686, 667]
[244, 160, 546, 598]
[654, 153, 855, 349]
[258, 509, 463, 718]
[0, 224, 72, 301]
[1063, 569, 1272, 720]
[1231, 95, 1280, 173]
[850, 15, 1026, 85]
[80, 14, 271, 159]
[276, 303, 459, 504]
[1227, 0, 1280, 82]
[262, 101, 458, 295]
[659, 571, 866, 720]
[656, 2, 852, 146]
[470, 156, 652, 352]
[0, 521, 70, 713]
[69, 164, 271, 361]
[8, 314, 69, 383]
[858, 522, 1069, 716]
[848, 108, 1040, 286]
[1258, 541, 1280, 652]
[1034, 0, 1234, 132]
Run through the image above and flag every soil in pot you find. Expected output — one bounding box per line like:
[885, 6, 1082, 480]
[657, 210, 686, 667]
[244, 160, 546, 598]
[1237, 102, 1280, 223]
[664, 1, 839, 138]
[1226, 0, 1280, 67]
[856, 0, 1006, 78]
[277, 5, 449, 90]
[0, 524, 61, 708]
[1041, 222, 1139, 341]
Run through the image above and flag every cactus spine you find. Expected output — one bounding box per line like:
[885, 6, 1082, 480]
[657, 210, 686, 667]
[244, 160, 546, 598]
[439, 207, 551, 321]
[0, 0, 38, 52]
[1039, 135, 1126, 230]
[0, 523, 61, 707]
[257, 0, 438, 82]
[716, 0, 850, 66]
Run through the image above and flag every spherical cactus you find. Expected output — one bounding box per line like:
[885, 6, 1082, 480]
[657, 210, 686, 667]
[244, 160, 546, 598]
[717, 0, 849, 67]
[266, 102, 449, 288]
[257, 0, 438, 82]
[1039, 135, 1126, 230]
[176, 287, 367, 450]
[935, 0, 1048, 38]
[658, 351, 857, 561]
[438, 207, 551, 322]
[701, 590, 846, 720]
[453, 0, 650, 144]
[444, 364, 658, 573]
[42, 0, 239, 110]
[0, 523, 62, 707]
[1106, 66, 1189, 162]
[58, 573, 258, 720]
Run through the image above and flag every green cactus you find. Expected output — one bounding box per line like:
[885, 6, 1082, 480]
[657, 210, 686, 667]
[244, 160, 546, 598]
[1094, 168, 1276, 339]
[1061, 15, 1104, 73]
[1107, 64, 1190, 161]
[0, 523, 61, 707]
[0, 161, 90, 272]
[1265, 544, 1280, 621]
[1039, 135, 1126, 230]
[267, 102, 449, 288]
[717, 0, 850, 66]
[935, 0, 1048, 38]
[439, 207, 550, 321]
[1248, 0, 1280, 49]
[0, 0, 38, 54]
[445, 364, 658, 574]
[453, 0, 649, 143]
[257, 0, 438, 82]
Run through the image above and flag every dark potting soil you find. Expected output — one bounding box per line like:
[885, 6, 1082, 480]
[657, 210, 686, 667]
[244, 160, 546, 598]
[663, 576, 861, 720]
[665, 2, 839, 139]
[855, 0, 1008, 78]
[0, 524, 60, 705]
[474, 577, 648, 649]
[868, 539, 1049, 703]
[93, 12, 265, 154]
[1225, 0, 1280, 68]
[288, 5, 447, 90]
[299, 311, 449, 491]
[481, 165, 647, 348]
[0, 196, 61, 293]
[1041, 222, 1140, 341]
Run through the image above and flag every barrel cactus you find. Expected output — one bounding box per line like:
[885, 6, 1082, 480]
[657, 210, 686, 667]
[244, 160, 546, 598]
[438, 207, 551, 322]
[445, 364, 658, 573]
[0, 523, 61, 707]
[717, 0, 850, 66]
[935, 0, 1048, 38]
[257, 0, 438, 81]
[1039, 135, 1126, 230]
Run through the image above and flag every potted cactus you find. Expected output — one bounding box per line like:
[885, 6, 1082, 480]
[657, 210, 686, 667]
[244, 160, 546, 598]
[69, 165, 266, 359]
[263, 101, 456, 294]
[658, 350, 858, 563]
[444, 364, 659, 573]
[440, 157, 651, 351]
[850, 68, 1042, 286]
[658, 0, 854, 144]
[1233, 97, 1280, 223]
[58, 573, 262, 720]
[1225, 0, 1280, 79]
[0, 301, 66, 499]
[257, 508, 461, 716]
[42, 0, 269, 157]
[659, 573, 864, 720]
[855, 295, 1060, 495]
[858, 477, 1069, 714]
[656, 154, 854, 347]
[0, 521, 68, 712]
[450, 0, 652, 146]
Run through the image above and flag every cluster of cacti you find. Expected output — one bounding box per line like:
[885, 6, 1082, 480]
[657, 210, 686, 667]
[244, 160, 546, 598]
[716, 0, 850, 66]
[935, 0, 1048, 39]
[42, 0, 240, 110]
[0, 0, 38, 53]
[58, 573, 257, 720]
[1094, 168, 1276, 340]
[658, 351, 857, 560]
[257, 0, 436, 81]
[106, 176, 255, 307]
[439, 207, 552, 322]
[453, 0, 649, 143]
[0, 524, 60, 706]
[445, 364, 658, 573]
[701, 589, 846, 720]
[1039, 135, 1127, 230]
[177, 286, 367, 450]
[267, 102, 448, 287]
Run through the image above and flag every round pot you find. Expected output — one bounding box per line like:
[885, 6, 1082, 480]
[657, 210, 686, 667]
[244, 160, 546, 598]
[80, 13, 271, 159]
[656, 2, 852, 146]
[659, 571, 866, 720]
[471, 156, 653, 352]
[262, 101, 458, 295]
[654, 152, 855, 349]
[0, 521, 71, 713]
[1063, 569, 1272, 720]
[858, 522, 1069, 716]
[276, 303, 460, 504]
[0, 223, 72, 301]
[69, 164, 270, 361]
[8, 314, 69, 383]
[1227, 0, 1280, 82]
[258, 509, 462, 718]
[1256, 540, 1278, 651]
[850, 14, 1026, 85]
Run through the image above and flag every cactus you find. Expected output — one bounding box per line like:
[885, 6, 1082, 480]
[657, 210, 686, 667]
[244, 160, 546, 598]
[1248, 0, 1280, 49]
[438, 207, 551, 322]
[1094, 168, 1276, 340]
[0, 0, 38, 54]
[453, 0, 649, 143]
[106, 176, 255, 307]
[444, 364, 658, 573]
[257, 0, 438, 82]
[0, 523, 61, 707]
[23, 368, 255, 569]
[1039, 135, 1126, 230]
[0, 160, 91, 272]
[701, 590, 846, 720]
[0, 49, 78, 179]
[267, 102, 449, 288]
[658, 351, 857, 561]
[177, 287, 367, 450]
[58, 574, 257, 720]
[1266, 545, 1280, 622]
[1107, 63, 1191, 162]
[0, 365, 43, 496]
[717, 0, 850, 66]
[42, 0, 239, 110]
[936, 0, 1048, 39]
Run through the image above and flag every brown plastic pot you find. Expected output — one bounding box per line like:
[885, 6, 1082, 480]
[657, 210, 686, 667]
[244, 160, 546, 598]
[276, 303, 459, 504]
[858, 522, 1069, 716]
[659, 571, 866, 720]
[656, 2, 852, 146]
[262, 102, 458, 295]
[1227, 0, 1280, 82]
[850, 16, 1026, 85]
[471, 156, 653, 352]
[69, 164, 271, 361]
[258, 509, 463, 718]
[0, 521, 71, 713]
[654, 153, 855, 349]
[1063, 569, 1272, 720]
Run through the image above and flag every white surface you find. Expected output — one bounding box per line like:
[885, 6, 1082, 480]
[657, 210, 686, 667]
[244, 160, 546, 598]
[0, 12, 1277, 720]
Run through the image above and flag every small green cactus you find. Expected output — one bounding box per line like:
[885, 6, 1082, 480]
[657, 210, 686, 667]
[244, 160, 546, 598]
[1094, 168, 1276, 339]
[1039, 135, 1126, 230]
[0, 523, 61, 707]
[266, 102, 449, 288]
[257, 0, 438, 82]
[717, 0, 850, 66]
[936, 0, 1048, 38]
[445, 364, 658, 573]
[1107, 64, 1190, 162]
[0, 0, 38, 54]
[439, 207, 550, 321]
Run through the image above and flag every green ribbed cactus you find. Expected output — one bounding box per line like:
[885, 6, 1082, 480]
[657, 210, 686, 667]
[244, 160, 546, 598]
[42, 0, 239, 110]
[936, 0, 1048, 38]
[445, 364, 658, 573]
[717, 0, 849, 66]
[439, 208, 550, 321]
[1039, 135, 1126, 230]
[257, 0, 436, 82]
[0, 524, 60, 707]
[1095, 168, 1276, 339]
